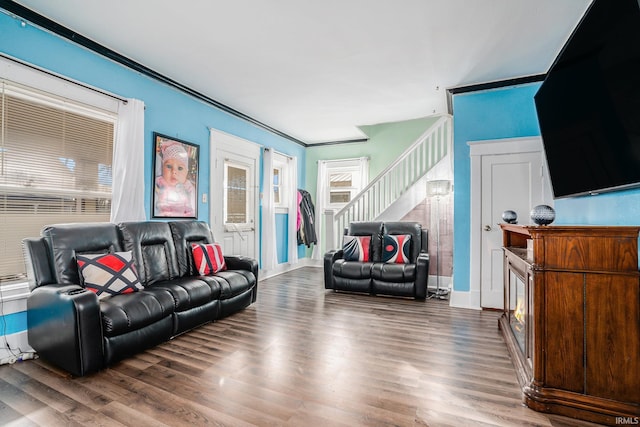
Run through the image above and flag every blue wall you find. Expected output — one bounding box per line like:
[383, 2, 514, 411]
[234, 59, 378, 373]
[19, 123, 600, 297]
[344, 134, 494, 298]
[0, 311, 27, 335]
[452, 82, 640, 293]
[0, 12, 306, 222]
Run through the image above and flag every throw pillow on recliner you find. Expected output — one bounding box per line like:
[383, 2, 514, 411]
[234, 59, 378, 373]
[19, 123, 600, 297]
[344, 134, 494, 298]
[76, 251, 144, 299]
[343, 235, 371, 262]
[382, 234, 411, 264]
[191, 242, 227, 275]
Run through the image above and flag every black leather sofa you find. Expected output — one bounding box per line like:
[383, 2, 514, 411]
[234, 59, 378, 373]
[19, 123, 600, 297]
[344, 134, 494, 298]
[22, 220, 257, 376]
[324, 221, 429, 299]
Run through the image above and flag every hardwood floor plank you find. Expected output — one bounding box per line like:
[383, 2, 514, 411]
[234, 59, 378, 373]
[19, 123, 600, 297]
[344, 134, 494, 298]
[0, 267, 606, 426]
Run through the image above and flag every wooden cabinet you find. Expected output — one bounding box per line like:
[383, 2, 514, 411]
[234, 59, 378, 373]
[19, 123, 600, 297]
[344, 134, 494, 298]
[499, 224, 640, 425]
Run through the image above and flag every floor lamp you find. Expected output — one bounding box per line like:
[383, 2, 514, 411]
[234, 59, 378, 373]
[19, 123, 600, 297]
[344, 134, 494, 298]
[427, 179, 451, 300]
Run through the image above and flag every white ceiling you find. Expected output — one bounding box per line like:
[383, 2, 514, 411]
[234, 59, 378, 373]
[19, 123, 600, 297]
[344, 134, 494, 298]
[12, 0, 592, 145]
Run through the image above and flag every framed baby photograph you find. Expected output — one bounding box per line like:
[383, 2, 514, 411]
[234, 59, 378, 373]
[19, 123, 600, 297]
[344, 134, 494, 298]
[152, 132, 199, 218]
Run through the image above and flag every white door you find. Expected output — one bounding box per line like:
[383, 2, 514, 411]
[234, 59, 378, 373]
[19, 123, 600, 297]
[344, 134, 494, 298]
[210, 130, 260, 258]
[480, 152, 544, 309]
[468, 137, 553, 310]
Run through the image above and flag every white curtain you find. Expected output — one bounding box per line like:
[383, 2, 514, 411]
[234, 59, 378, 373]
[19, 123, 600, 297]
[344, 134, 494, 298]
[312, 160, 329, 260]
[261, 148, 278, 270]
[358, 156, 370, 189]
[287, 156, 299, 265]
[110, 98, 146, 223]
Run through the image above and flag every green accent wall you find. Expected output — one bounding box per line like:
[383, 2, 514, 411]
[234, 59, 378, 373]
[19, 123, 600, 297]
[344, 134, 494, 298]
[304, 116, 441, 202]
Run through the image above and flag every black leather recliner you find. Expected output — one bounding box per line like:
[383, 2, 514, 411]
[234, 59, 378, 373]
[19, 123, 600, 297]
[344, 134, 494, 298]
[324, 221, 429, 299]
[23, 220, 257, 376]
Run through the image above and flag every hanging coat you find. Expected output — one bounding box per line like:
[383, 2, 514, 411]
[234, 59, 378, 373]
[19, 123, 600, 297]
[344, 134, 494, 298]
[297, 189, 317, 247]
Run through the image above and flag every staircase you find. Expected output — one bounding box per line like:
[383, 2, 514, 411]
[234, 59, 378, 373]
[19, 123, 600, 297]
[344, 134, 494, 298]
[324, 115, 452, 250]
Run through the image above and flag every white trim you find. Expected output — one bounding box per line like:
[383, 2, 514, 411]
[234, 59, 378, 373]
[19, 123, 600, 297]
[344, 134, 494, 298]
[0, 54, 120, 113]
[0, 282, 33, 365]
[449, 289, 482, 310]
[468, 136, 543, 156]
[0, 281, 30, 303]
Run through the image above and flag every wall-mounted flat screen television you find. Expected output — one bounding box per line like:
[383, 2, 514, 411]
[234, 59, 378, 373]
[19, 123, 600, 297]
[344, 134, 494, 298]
[534, 0, 640, 199]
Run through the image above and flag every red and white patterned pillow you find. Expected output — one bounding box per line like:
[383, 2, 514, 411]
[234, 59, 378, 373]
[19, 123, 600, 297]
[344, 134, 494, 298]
[191, 243, 227, 275]
[382, 234, 412, 264]
[76, 251, 144, 300]
[342, 235, 371, 262]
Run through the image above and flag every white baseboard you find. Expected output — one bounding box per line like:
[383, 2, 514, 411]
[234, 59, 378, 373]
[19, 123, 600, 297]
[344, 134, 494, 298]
[261, 257, 321, 280]
[449, 289, 481, 310]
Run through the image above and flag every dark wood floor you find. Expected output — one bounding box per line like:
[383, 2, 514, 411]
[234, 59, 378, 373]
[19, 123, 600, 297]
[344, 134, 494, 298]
[0, 267, 604, 426]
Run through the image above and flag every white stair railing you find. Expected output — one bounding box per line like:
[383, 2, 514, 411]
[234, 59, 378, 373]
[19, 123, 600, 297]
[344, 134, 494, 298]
[324, 115, 452, 250]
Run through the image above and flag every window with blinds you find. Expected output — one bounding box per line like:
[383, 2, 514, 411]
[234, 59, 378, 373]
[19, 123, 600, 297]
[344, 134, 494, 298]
[224, 162, 248, 224]
[0, 81, 116, 284]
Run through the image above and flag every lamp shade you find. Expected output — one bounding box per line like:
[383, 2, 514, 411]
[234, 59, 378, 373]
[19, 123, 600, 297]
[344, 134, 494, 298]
[427, 179, 451, 197]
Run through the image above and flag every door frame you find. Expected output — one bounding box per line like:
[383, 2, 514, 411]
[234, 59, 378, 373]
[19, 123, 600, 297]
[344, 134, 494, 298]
[209, 128, 261, 260]
[468, 136, 551, 310]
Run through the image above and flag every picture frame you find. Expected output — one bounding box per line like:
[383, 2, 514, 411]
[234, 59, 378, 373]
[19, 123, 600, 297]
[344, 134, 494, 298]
[152, 132, 199, 218]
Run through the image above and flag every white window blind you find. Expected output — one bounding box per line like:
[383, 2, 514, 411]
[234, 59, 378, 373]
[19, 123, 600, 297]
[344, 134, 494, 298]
[224, 161, 248, 224]
[0, 81, 116, 284]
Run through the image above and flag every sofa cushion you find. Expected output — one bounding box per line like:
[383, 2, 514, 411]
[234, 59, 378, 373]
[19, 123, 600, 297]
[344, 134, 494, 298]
[342, 235, 371, 262]
[191, 243, 227, 275]
[382, 234, 411, 264]
[371, 262, 416, 282]
[100, 288, 175, 337]
[332, 259, 374, 280]
[77, 252, 144, 300]
[147, 277, 220, 312]
[200, 270, 254, 300]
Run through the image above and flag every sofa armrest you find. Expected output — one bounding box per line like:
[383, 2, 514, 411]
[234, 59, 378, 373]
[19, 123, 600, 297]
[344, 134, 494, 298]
[224, 255, 259, 302]
[22, 237, 55, 290]
[224, 256, 258, 279]
[27, 284, 104, 376]
[324, 249, 344, 289]
[415, 252, 430, 299]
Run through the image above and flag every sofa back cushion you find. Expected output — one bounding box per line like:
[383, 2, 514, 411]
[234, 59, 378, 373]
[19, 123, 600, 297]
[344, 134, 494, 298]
[41, 222, 122, 285]
[382, 222, 422, 262]
[169, 221, 215, 277]
[347, 222, 384, 262]
[118, 221, 179, 285]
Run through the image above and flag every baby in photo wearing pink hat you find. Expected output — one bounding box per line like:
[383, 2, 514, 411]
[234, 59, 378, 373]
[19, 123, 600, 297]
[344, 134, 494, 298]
[155, 141, 196, 217]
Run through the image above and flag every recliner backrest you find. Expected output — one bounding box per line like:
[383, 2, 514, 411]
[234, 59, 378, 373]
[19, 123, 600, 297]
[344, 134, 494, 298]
[41, 222, 122, 286]
[347, 222, 384, 262]
[382, 222, 423, 263]
[169, 221, 215, 277]
[118, 221, 179, 285]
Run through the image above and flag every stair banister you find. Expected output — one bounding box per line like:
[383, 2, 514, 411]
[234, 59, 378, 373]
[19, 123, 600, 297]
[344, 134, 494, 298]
[325, 115, 452, 250]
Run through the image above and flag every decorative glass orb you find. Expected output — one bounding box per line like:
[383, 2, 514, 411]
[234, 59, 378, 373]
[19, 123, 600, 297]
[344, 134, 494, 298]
[502, 210, 518, 224]
[530, 204, 556, 225]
